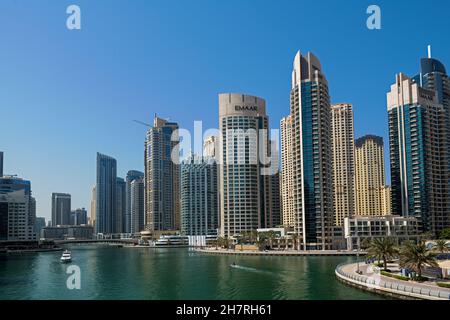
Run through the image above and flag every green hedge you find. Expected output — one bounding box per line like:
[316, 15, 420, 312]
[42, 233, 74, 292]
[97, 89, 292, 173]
[437, 282, 450, 288]
[380, 270, 410, 281]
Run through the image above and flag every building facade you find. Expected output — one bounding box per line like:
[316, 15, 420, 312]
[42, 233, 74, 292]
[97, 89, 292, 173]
[0, 189, 36, 241]
[130, 177, 145, 234]
[70, 208, 87, 226]
[388, 73, 450, 234]
[145, 116, 180, 231]
[125, 170, 144, 233]
[181, 156, 218, 236]
[95, 153, 118, 234]
[90, 185, 96, 228]
[0, 151, 3, 177]
[289, 51, 334, 250]
[344, 215, 420, 250]
[219, 93, 277, 237]
[331, 103, 355, 226]
[280, 115, 295, 228]
[116, 177, 126, 233]
[354, 135, 388, 216]
[51, 193, 71, 226]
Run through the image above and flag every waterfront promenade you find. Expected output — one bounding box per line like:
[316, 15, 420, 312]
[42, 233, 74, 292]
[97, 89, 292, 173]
[196, 248, 365, 256]
[336, 262, 450, 300]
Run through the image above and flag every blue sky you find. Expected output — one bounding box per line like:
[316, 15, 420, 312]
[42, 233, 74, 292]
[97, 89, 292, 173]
[1, 0, 449, 221]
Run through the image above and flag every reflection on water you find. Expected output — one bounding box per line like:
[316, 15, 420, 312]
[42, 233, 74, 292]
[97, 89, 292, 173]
[0, 246, 385, 300]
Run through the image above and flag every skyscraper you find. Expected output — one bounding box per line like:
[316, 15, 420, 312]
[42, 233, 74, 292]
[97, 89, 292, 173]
[116, 177, 126, 233]
[90, 185, 96, 228]
[145, 116, 180, 231]
[331, 103, 355, 226]
[0, 176, 36, 241]
[280, 115, 294, 228]
[51, 193, 71, 226]
[125, 170, 144, 233]
[181, 155, 218, 236]
[354, 135, 387, 216]
[130, 177, 145, 234]
[71, 208, 87, 225]
[96, 153, 117, 234]
[0, 151, 3, 177]
[219, 93, 277, 237]
[388, 73, 449, 234]
[289, 51, 334, 250]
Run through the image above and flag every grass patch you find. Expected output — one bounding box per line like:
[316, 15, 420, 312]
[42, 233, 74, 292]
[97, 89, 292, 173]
[437, 282, 450, 288]
[380, 270, 410, 281]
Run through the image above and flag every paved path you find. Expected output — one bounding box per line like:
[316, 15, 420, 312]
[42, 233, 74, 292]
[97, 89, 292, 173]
[337, 262, 450, 300]
[196, 248, 366, 256]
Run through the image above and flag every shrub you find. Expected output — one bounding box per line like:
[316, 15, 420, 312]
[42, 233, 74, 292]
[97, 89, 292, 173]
[437, 282, 450, 288]
[380, 270, 410, 281]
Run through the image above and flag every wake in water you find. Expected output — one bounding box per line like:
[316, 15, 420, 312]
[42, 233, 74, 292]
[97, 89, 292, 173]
[229, 264, 268, 274]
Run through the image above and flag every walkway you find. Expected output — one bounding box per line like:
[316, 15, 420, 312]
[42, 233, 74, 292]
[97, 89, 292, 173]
[336, 262, 450, 300]
[196, 248, 366, 256]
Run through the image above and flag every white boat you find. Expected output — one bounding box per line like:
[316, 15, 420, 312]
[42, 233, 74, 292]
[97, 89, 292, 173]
[60, 250, 72, 263]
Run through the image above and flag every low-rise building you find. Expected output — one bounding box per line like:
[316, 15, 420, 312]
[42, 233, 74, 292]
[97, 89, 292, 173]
[344, 215, 420, 250]
[40, 225, 94, 240]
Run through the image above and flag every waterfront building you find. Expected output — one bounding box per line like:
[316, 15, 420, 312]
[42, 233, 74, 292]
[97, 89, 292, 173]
[125, 170, 144, 233]
[331, 103, 355, 226]
[116, 177, 126, 233]
[344, 215, 420, 250]
[381, 186, 392, 215]
[34, 217, 46, 236]
[0, 151, 3, 177]
[354, 135, 388, 216]
[219, 93, 278, 237]
[51, 193, 71, 226]
[90, 185, 96, 228]
[388, 73, 450, 234]
[0, 189, 36, 241]
[289, 51, 334, 250]
[70, 208, 87, 225]
[180, 155, 218, 236]
[280, 115, 294, 228]
[130, 177, 145, 234]
[144, 116, 180, 231]
[40, 225, 94, 240]
[96, 153, 118, 234]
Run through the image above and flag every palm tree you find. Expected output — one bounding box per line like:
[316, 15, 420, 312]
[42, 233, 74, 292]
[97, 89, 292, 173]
[366, 237, 398, 271]
[433, 239, 449, 255]
[291, 233, 299, 251]
[399, 241, 439, 278]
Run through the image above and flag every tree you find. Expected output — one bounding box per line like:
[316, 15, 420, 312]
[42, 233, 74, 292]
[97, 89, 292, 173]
[366, 237, 398, 271]
[439, 228, 450, 240]
[433, 239, 449, 255]
[361, 238, 372, 251]
[399, 241, 439, 278]
[420, 231, 435, 241]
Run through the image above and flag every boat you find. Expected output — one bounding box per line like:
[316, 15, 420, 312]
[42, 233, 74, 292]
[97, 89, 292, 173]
[60, 250, 72, 263]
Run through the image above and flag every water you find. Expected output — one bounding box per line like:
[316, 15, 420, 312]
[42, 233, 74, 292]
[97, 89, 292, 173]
[0, 245, 384, 300]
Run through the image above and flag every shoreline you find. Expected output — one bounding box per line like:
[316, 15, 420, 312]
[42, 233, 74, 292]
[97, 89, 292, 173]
[1, 247, 63, 255]
[195, 248, 367, 256]
[335, 262, 450, 300]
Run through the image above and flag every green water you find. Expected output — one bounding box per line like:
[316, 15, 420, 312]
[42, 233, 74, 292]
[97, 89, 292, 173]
[0, 246, 384, 300]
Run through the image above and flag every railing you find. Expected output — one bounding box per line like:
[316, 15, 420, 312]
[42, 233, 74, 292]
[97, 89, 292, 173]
[335, 263, 450, 300]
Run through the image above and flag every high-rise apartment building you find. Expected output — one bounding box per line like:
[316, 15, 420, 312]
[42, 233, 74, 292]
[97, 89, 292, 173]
[289, 51, 334, 250]
[71, 208, 87, 226]
[0, 151, 3, 177]
[90, 185, 96, 228]
[130, 177, 145, 234]
[354, 135, 387, 216]
[125, 170, 144, 233]
[331, 103, 355, 226]
[280, 115, 294, 228]
[116, 177, 126, 233]
[219, 93, 277, 237]
[145, 116, 180, 231]
[51, 193, 71, 226]
[96, 153, 118, 234]
[388, 73, 450, 234]
[181, 156, 218, 236]
[0, 176, 36, 241]
[381, 186, 391, 215]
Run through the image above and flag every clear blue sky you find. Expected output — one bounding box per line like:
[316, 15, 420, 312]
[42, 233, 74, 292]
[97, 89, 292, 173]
[1, 0, 449, 222]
